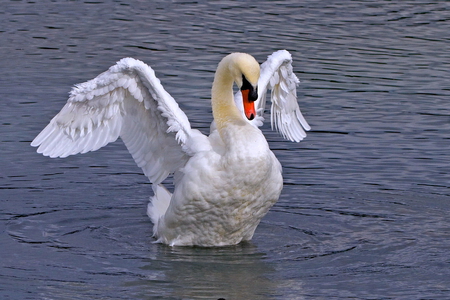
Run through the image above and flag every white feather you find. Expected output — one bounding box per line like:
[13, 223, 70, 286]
[31, 51, 310, 247]
[32, 57, 191, 184]
[249, 49, 311, 142]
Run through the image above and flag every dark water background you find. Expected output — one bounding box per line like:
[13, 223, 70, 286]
[1, 1, 450, 299]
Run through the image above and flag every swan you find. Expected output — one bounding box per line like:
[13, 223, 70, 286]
[31, 50, 310, 247]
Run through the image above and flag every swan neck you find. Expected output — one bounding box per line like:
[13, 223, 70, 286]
[211, 57, 245, 132]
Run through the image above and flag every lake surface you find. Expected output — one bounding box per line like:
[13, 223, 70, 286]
[1, 0, 450, 299]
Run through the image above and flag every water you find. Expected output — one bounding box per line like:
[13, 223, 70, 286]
[1, 0, 450, 299]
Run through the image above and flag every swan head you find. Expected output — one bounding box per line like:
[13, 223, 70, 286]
[228, 53, 260, 120]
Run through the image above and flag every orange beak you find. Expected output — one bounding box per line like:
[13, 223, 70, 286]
[241, 89, 257, 120]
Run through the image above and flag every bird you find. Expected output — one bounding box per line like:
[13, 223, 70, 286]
[31, 50, 310, 247]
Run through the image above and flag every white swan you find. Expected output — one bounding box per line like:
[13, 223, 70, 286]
[31, 50, 310, 247]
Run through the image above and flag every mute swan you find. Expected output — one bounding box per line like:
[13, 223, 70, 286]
[31, 50, 310, 247]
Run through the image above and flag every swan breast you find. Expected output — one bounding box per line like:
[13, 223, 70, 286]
[157, 132, 283, 246]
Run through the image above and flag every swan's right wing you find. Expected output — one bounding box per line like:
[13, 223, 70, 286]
[31, 58, 199, 184]
[255, 50, 311, 142]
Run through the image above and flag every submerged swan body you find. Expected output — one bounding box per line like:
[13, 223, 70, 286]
[31, 51, 310, 246]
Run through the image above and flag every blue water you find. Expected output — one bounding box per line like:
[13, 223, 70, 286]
[1, 0, 450, 299]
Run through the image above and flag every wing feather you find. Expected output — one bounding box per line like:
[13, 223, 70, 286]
[31, 57, 196, 184]
[255, 50, 311, 142]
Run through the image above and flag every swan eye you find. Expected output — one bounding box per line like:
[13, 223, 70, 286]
[241, 75, 253, 90]
[241, 75, 258, 101]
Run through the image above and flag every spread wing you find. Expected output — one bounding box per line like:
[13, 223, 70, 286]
[236, 50, 310, 142]
[31, 58, 199, 184]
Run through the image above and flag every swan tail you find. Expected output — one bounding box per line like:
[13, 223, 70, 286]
[147, 184, 172, 236]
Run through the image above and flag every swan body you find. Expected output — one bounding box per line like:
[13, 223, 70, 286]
[31, 50, 310, 246]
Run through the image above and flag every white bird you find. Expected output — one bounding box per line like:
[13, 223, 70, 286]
[31, 50, 310, 247]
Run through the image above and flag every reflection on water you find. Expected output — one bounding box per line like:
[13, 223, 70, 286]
[138, 246, 276, 300]
[2, 0, 450, 299]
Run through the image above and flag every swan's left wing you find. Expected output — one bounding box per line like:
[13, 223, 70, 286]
[31, 58, 199, 184]
[251, 50, 310, 142]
